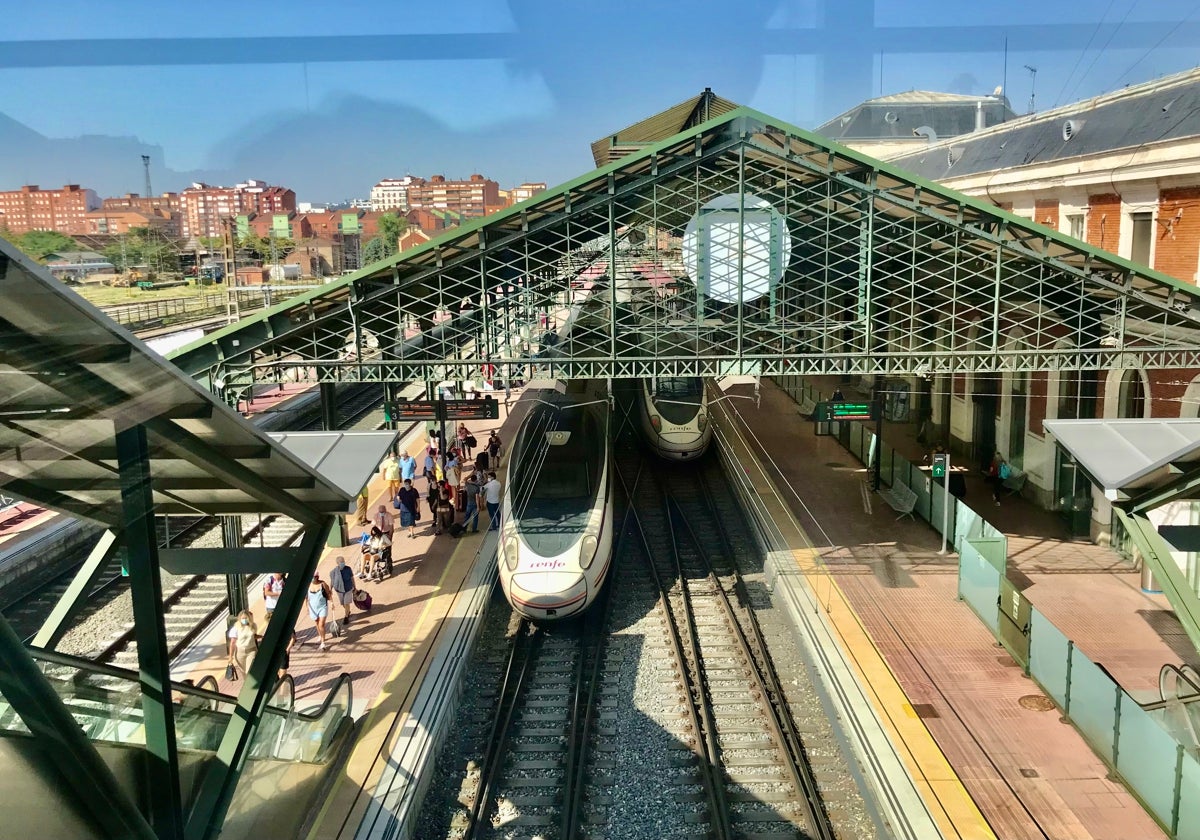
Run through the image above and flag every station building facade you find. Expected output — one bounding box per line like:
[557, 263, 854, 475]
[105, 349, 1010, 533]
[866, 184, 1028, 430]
[825, 68, 1200, 541]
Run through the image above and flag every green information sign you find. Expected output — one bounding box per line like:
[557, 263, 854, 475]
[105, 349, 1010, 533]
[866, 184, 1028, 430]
[932, 453, 948, 478]
[815, 401, 876, 422]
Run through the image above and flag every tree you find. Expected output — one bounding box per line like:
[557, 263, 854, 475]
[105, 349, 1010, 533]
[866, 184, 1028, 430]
[362, 213, 408, 265]
[102, 227, 180, 275]
[11, 229, 78, 261]
[237, 233, 295, 262]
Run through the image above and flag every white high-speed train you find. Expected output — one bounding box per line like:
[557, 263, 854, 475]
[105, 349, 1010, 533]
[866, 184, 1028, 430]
[638, 376, 711, 460]
[498, 388, 614, 621]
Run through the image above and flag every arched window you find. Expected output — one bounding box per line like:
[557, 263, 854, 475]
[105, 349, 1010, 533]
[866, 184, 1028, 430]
[1117, 370, 1147, 419]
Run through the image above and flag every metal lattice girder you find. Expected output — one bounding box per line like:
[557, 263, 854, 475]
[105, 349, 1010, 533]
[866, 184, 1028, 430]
[167, 107, 1200, 401]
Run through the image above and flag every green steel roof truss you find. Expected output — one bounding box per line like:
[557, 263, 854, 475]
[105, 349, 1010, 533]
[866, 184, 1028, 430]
[168, 107, 1200, 404]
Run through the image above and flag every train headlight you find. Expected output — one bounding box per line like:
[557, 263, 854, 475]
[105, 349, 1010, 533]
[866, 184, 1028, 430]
[503, 537, 520, 571]
[649, 414, 662, 432]
[579, 534, 599, 569]
[696, 412, 708, 432]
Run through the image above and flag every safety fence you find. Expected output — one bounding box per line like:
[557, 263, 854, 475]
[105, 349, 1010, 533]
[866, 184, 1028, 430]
[773, 374, 1200, 839]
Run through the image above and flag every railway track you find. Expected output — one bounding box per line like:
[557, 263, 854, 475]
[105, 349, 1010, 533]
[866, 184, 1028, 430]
[420, 385, 872, 839]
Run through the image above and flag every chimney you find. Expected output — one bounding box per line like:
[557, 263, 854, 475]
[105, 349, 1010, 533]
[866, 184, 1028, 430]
[975, 100, 986, 132]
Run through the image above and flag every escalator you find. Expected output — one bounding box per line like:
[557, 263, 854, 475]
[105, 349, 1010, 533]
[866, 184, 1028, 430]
[0, 648, 355, 840]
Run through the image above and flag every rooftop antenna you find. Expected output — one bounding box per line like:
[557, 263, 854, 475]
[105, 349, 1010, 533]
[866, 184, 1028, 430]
[141, 155, 152, 197]
[1024, 64, 1038, 114]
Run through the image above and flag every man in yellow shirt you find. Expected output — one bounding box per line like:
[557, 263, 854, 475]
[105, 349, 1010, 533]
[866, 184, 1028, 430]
[380, 453, 400, 501]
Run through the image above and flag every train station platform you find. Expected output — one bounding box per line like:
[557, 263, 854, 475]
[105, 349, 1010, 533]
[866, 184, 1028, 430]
[723, 378, 1170, 840]
[171, 388, 531, 837]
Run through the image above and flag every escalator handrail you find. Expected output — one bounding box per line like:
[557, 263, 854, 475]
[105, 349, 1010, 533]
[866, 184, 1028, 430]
[291, 673, 353, 723]
[32, 646, 292, 718]
[1144, 663, 1200, 711]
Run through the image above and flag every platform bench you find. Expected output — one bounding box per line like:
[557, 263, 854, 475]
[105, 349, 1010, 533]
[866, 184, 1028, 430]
[880, 481, 918, 521]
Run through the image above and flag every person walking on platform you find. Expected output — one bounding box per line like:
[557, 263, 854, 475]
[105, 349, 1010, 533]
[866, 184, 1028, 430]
[307, 573, 333, 651]
[262, 572, 285, 622]
[484, 471, 502, 531]
[354, 485, 369, 527]
[423, 449, 438, 491]
[463, 469, 482, 533]
[985, 451, 1007, 506]
[486, 431, 502, 468]
[399, 450, 417, 485]
[380, 452, 400, 502]
[330, 556, 357, 627]
[373, 504, 394, 542]
[227, 610, 259, 681]
[446, 453, 462, 501]
[435, 489, 456, 535]
[396, 478, 421, 538]
[457, 423, 474, 460]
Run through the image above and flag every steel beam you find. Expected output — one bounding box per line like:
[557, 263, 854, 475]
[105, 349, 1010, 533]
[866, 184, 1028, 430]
[159, 546, 303, 575]
[143, 417, 322, 526]
[320, 382, 338, 431]
[0, 614, 158, 840]
[32, 528, 122, 649]
[184, 518, 335, 840]
[116, 424, 184, 840]
[1113, 509, 1200, 659]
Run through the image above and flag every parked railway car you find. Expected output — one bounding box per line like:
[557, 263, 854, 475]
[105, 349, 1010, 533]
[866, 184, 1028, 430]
[638, 376, 711, 460]
[498, 392, 613, 621]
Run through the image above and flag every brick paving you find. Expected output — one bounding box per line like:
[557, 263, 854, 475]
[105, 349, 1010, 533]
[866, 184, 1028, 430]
[728, 378, 1168, 840]
[174, 388, 531, 716]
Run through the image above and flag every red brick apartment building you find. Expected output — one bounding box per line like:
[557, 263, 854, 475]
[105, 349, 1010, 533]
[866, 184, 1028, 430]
[0, 184, 100, 235]
[180, 180, 296, 239]
[407, 174, 502, 219]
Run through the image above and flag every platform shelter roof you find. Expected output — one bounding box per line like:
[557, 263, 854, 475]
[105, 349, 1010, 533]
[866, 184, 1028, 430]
[0, 240, 352, 527]
[167, 101, 1200, 403]
[1044, 418, 1200, 500]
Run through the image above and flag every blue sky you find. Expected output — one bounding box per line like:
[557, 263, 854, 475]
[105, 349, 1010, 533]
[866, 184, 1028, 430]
[4, 0, 1200, 201]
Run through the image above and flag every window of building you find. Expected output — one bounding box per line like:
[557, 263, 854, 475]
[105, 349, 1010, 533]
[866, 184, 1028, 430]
[1118, 369, 1147, 418]
[1130, 211, 1153, 266]
[1066, 213, 1085, 241]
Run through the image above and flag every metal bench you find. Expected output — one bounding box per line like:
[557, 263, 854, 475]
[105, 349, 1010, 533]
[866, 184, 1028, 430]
[880, 481, 918, 521]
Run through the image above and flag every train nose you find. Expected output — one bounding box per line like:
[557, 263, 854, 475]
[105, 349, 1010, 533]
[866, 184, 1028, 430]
[509, 571, 587, 619]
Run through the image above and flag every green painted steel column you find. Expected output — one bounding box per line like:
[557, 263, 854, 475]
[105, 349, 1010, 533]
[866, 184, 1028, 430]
[185, 517, 335, 840]
[33, 528, 121, 650]
[222, 516, 249, 619]
[0, 614, 159, 840]
[116, 424, 184, 840]
[320, 382, 338, 430]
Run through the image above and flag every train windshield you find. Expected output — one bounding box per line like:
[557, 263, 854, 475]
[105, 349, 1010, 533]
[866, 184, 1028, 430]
[652, 378, 704, 425]
[512, 406, 604, 551]
[655, 378, 703, 402]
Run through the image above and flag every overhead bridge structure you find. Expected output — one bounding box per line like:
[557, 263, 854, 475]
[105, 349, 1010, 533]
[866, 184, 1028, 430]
[170, 106, 1200, 403]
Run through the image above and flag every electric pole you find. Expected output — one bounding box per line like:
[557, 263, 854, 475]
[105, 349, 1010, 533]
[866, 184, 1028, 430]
[141, 155, 153, 197]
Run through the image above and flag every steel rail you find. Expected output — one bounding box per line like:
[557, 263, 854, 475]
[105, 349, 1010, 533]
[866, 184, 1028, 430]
[613, 449, 730, 840]
[463, 616, 539, 840]
[681, 478, 837, 840]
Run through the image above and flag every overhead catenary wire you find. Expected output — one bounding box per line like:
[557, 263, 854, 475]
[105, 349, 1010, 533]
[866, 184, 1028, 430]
[1064, 0, 1139, 104]
[1109, 2, 1200, 91]
[1053, 0, 1120, 108]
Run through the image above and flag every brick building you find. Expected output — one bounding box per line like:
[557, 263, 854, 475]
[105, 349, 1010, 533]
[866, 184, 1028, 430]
[407, 174, 501, 219]
[826, 67, 1200, 538]
[93, 193, 181, 236]
[179, 180, 296, 239]
[502, 182, 548, 205]
[0, 184, 100, 235]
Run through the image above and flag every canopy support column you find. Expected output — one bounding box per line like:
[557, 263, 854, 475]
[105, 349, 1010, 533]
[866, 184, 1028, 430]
[116, 424, 184, 840]
[33, 528, 122, 649]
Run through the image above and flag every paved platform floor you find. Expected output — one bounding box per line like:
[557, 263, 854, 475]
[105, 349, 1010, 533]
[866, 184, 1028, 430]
[728, 378, 1169, 840]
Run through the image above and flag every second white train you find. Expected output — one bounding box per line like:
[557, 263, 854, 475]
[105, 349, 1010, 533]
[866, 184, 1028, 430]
[638, 377, 712, 460]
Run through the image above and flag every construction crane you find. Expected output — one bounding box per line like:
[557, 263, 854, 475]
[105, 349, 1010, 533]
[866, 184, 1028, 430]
[141, 155, 152, 197]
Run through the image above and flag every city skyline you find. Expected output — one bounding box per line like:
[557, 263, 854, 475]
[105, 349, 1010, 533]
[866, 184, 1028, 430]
[4, 1, 1200, 201]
